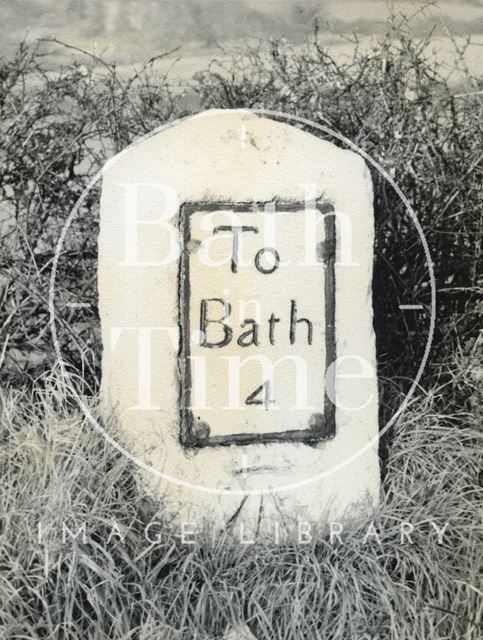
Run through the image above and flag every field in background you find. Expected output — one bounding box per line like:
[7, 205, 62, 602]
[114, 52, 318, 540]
[0, 12, 482, 640]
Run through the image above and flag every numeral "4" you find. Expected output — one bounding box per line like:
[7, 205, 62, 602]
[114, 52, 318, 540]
[245, 380, 274, 410]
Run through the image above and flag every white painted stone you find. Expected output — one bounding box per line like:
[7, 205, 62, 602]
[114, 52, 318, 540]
[98, 109, 380, 535]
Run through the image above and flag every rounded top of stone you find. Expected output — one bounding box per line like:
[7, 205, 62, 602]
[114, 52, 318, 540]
[102, 109, 369, 206]
[106, 108, 359, 166]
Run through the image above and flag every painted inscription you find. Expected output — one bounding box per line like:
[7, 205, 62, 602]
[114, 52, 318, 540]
[179, 202, 336, 447]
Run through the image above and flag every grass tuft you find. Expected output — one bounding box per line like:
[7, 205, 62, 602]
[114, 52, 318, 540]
[0, 366, 481, 639]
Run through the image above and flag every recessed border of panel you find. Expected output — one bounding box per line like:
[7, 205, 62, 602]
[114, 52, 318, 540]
[178, 201, 336, 448]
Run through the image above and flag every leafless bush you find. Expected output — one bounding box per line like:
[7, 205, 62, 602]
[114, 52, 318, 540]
[0, 40, 181, 386]
[0, 15, 481, 403]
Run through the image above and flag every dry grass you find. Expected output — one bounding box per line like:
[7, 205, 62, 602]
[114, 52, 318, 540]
[0, 363, 481, 639]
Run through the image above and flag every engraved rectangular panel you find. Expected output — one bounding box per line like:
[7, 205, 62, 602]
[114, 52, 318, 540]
[179, 202, 335, 447]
